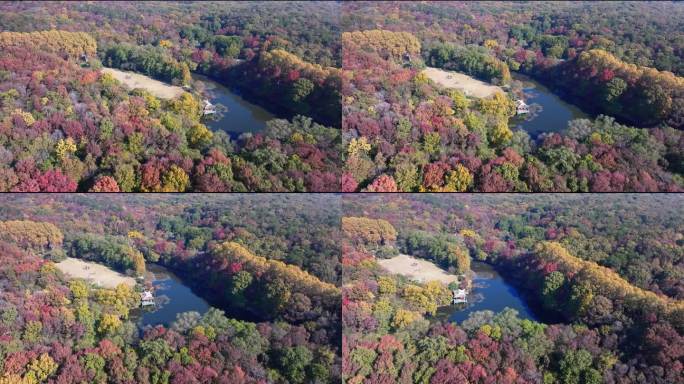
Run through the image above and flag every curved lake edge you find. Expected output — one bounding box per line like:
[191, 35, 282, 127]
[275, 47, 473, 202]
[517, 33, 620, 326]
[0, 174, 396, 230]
[514, 70, 660, 131]
[422, 65, 594, 138]
[130, 263, 210, 328]
[140, 261, 264, 325]
[100, 65, 296, 138]
[509, 71, 590, 139]
[432, 259, 563, 325]
[193, 71, 298, 124]
[484, 260, 562, 324]
[191, 72, 276, 138]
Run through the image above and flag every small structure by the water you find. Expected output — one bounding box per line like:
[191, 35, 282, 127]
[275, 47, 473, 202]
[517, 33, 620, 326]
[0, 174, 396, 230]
[203, 99, 216, 115]
[516, 99, 530, 115]
[141, 290, 155, 307]
[453, 289, 467, 304]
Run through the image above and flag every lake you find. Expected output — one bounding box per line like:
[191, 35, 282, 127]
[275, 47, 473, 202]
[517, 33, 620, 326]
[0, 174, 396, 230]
[192, 73, 275, 137]
[131, 263, 210, 328]
[440, 261, 537, 323]
[510, 72, 589, 138]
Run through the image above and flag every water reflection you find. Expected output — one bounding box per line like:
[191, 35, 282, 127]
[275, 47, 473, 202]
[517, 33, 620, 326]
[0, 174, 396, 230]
[511, 73, 589, 139]
[192, 73, 276, 137]
[441, 261, 537, 324]
[132, 264, 210, 328]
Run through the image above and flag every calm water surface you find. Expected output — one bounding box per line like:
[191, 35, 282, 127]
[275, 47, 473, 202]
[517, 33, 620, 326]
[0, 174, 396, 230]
[441, 261, 537, 323]
[192, 73, 275, 136]
[511, 73, 589, 138]
[132, 263, 210, 327]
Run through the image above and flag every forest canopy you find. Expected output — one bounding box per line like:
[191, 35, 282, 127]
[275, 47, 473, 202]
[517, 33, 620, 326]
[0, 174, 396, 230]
[0, 1, 343, 192]
[0, 194, 342, 384]
[342, 194, 684, 384]
[341, 2, 684, 192]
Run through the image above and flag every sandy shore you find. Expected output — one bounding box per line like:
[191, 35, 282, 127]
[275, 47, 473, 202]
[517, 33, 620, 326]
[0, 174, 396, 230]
[377, 254, 458, 284]
[102, 67, 184, 99]
[422, 67, 503, 98]
[55, 257, 136, 288]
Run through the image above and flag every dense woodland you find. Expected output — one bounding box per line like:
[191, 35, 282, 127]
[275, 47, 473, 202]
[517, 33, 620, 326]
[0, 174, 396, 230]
[2, 2, 683, 192]
[342, 194, 684, 384]
[0, 2, 342, 191]
[0, 195, 342, 383]
[341, 2, 684, 192]
[0, 1, 341, 126]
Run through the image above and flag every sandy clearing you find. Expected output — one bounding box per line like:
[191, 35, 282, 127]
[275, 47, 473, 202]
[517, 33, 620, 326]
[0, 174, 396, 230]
[102, 67, 184, 99]
[422, 66, 503, 98]
[377, 254, 458, 284]
[55, 257, 136, 289]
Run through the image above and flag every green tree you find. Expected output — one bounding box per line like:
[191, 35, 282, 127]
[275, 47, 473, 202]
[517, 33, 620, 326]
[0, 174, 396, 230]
[180, 62, 192, 86]
[393, 161, 419, 191]
[231, 270, 253, 296]
[213, 35, 242, 58]
[542, 271, 565, 309]
[290, 78, 315, 103]
[349, 347, 377, 378]
[422, 132, 441, 155]
[559, 349, 594, 384]
[278, 346, 314, 384]
[568, 281, 594, 318]
[81, 353, 106, 383]
[23, 321, 42, 343]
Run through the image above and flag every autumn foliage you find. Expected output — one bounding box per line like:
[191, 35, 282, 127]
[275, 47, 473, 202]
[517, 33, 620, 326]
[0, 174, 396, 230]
[0, 195, 343, 383]
[341, 194, 684, 384]
[0, 2, 343, 192]
[341, 217, 398, 246]
[550, 49, 684, 128]
[342, 30, 421, 60]
[341, 3, 684, 192]
[533, 241, 684, 324]
[0, 220, 63, 251]
[0, 30, 96, 59]
[209, 241, 340, 309]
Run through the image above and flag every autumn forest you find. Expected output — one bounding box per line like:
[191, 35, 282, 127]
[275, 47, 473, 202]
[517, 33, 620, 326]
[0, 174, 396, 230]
[0, 194, 682, 383]
[0, 1, 683, 384]
[0, 1, 682, 191]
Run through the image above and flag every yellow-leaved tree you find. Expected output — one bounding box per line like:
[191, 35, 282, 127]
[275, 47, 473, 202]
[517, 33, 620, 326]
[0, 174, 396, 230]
[342, 30, 421, 61]
[341, 217, 398, 245]
[0, 30, 97, 59]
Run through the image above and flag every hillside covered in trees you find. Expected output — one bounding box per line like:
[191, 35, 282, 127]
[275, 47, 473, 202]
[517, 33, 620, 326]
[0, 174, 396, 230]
[341, 1, 684, 192]
[0, 2, 342, 191]
[0, 194, 342, 383]
[342, 194, 684, 384]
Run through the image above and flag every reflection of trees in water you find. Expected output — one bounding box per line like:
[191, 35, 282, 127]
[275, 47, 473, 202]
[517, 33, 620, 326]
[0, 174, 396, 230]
[202, 104, 228, 122]
[154, 294, 170, 308]
[146, 268, 171, 282]
[154, 280, 172, 291]
[193, 77, 214, 96]
[525, 103, 543, 120]
[473, 271, 496, 280]
[469, 292, 485, 306]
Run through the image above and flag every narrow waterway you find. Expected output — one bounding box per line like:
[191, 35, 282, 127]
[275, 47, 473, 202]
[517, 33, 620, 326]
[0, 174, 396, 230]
[510, 72, 589, 138]
[191, 73, 275, 137]
[438, 261, 538, 323]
